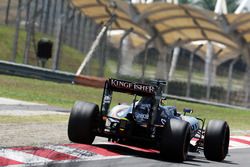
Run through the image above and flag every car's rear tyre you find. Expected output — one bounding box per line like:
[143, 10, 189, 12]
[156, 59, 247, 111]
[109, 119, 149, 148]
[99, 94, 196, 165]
[204, 120, 230, 161]
[160, 119, 191, 162]
[68, 101, 99, 144]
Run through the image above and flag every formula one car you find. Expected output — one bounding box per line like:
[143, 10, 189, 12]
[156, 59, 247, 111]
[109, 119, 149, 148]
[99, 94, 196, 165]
[68, 78, 230, 162]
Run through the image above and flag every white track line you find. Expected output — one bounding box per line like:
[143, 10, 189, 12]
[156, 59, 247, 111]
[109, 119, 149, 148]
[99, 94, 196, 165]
[0, 148, 52, 164]
[0, 97, 45, 106]
[191, 137, 250, 149]
[231, 136, 250, 141]
[229, 140, 249, 148]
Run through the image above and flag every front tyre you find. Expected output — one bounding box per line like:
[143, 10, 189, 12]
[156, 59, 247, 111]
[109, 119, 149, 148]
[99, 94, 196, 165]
[204, 120, 230, 161]
[68, 101, 99, 144]
[160, 119, 191, 162]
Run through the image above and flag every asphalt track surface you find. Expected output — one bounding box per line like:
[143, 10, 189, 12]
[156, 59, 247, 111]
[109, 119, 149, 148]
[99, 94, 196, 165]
[49, 147, 250, 167]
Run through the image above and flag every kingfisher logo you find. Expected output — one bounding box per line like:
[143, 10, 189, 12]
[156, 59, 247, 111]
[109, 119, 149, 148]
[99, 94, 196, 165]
[110, 79, 133, 90]
[110, 79, 155, 94]
[134, 84, 155, 94]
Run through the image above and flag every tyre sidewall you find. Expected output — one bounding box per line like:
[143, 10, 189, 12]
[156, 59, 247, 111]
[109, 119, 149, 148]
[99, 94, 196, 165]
[204, 120, 230, 161]
[160, 119, 191, 162]
[68, 101, 99, 144]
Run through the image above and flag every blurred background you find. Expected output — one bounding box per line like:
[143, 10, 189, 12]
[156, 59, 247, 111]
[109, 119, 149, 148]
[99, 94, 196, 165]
[0, 0, 250, 107]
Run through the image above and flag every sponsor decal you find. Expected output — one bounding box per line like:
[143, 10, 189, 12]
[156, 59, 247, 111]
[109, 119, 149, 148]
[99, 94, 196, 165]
[161, 118, 166, 125]
[110, 79, 155, 94]
[191, 123, 199, 131]
[134, 112, 149, 120]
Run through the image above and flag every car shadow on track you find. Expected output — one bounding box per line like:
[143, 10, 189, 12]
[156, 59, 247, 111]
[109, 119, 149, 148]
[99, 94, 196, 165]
[94, 143, 238, 166]
[186, 154, 238, 166]
[95, 143, 161, 159]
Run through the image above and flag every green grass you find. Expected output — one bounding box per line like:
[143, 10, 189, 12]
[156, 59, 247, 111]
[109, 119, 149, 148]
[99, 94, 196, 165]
[0, 25, 87, 73]
[0, 74, 249, 132]
[0, 74, 103, 108]
[0, 25, 115, 77]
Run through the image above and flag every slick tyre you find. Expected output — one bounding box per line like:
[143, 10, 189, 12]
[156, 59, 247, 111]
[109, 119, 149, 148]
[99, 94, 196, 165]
[68, 101, 99, 144]
[204, 120, 230, 161]
[160, 119, 191, 162]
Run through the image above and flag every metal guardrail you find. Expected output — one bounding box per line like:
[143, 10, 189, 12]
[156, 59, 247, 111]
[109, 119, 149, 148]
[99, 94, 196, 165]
[0, 60, 75, 83]
[0, 60, 106, 88]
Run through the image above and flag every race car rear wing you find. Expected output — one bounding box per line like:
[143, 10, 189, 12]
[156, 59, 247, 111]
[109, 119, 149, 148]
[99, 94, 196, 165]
[100, 78, 155, 116]
[100, 78, 164, 116]
[107, 78, 155, 96]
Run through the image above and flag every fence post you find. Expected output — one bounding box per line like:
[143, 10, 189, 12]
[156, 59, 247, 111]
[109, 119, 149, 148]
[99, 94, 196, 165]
[155, 44, 168, 80]
[52, 15, 64, 70]
[39, 0, 45, 32]
[43, 0, 51, 33]
[51, 0, 58, 35]
[186, 53, 194, 97]
[226, 57, 239, 104]
[11, 0, 22, 62]
[83, 18, 91, 53]
[98, 31, 107, 77]
[25, 0, 32, 29]
[165, 47, 173, 92]
[75, 12, 81, 49]
[205, 42, 213, 100]
[23, 0, 34, 64]
[244, 64, 250, 107]
[32, 0, 42, 57]
[60, 0, 65, 14]
[5, 0, 11, 25]
[141, 33, 156, 82]
[79, 16, 85, 52]
[168, 47, 180, 81]
[186, 44, 203, 97]
[63, 4, 73, 44]
[116, 28, 133, 77]
[206, 47, 222, 100]
[70, 9, 76, 47]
